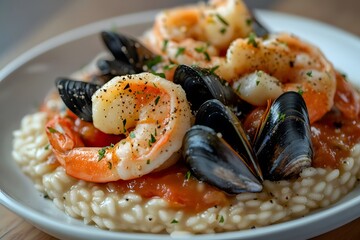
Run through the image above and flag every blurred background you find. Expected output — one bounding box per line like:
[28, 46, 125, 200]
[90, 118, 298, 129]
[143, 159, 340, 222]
[0, 0, 359, 70]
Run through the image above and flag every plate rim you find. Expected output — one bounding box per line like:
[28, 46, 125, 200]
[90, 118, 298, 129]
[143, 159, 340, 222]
[1, 8, 360, 240]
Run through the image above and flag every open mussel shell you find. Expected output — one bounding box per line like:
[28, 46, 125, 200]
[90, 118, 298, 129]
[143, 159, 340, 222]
[195, 99, 263, 179]
[254, 92, 313, 181]
[101, 31, 155, 73]
[96, 59, 137, 83]
[173, 65, 250, 116]
[183, 125, 263, 194]
[56, 78, 100, 122]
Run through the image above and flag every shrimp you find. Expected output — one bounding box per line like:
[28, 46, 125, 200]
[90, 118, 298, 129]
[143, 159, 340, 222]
[46, 73, 192, 182]
[228, 33, 337, 123]
[334, 71, 360, 119]
[144, 0, 252, 63]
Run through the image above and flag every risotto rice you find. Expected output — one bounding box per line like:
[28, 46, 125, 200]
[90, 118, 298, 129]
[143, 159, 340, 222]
[12, 111, 360, 233]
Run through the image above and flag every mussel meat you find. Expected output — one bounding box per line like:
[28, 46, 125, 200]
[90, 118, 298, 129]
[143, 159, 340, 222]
[173, 64, 250, 116]
[55, 78, 99, 122]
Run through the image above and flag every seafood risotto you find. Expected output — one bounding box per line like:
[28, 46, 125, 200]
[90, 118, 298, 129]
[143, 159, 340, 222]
[12, 0, 360, 235]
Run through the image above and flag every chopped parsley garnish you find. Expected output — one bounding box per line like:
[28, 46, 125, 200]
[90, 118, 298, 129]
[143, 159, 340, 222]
[216, 14, 229, 26]
[146, 159, 151, 164]
[306, 71, 313, 77]
[209, 65, 219, 74]
[145, 55, 163, 70]
[175, 47, 186, 58]
[246, 18, 253, 26]
[279, 113, 286, 122]
[247, 32, 258, 48]
[185, 171, 191, 180]
[162, 39, 169, 52]
[220, 27, 227, 34]
[98, 144, 115, 161]
[236, 83, 241, 92]
[150, 134, 156, 143]
[98, 148, 107, 161]
[219, 215, 225, 223]
[47, 127, 58, 133]
[163, 64, 177, 70]
[256, 80, 260, 86]
[195, 46, 211, 61]
[171, 219, 178, 224]
[154, 96, 160, 105]
[297, 87, 304, 95]
[151, 71, 166, 78]
[44, 144, 50, 150]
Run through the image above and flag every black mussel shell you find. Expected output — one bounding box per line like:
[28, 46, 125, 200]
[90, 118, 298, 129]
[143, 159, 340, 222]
[195, 99, 263, 180]
[250, 11, 269, 38]
[173, 65, 250, 116]
[254, 92, 313, 181]
[183, 125, 263, 194]
[101, 31, 155, 73]
[56, 78, 100, 122]
[96, 59, 137, 83]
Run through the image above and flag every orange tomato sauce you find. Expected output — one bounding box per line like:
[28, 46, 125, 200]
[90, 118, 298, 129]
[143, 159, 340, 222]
[311, 109, 360, 168]
[114, 163, 230, 212]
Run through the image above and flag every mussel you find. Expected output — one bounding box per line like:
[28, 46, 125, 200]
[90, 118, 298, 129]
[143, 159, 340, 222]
[254, 91, 313, 181]
[183, 124, 263, 194]
[98, 31, 157, 78]
[55, 78, 99, 122]
[173, 64, 251, 117]
[183, 92, 313, 194]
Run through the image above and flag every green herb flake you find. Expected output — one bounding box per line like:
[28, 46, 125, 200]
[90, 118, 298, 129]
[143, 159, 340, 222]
[247, 32, 258, 48]
[98, 148, 107, 161]
[195, 46, 211, 61]
[175, 47, 186, 58]
[246, 18, 253, 26]
[107, 161, 113, 170]
[154, 96, 160, 105]
[185, 171, 191, 181]
[163, 64, 177, 70]
[145, 55, 163, 70]
[171, 219, 179, 224]
[162, 39, 169, 52]
[236, 83, 241, 93]
[47, 127, 58, 134]
[256, 80, 260, 86]
[130, 132, 136, 139]
[152, 72, 165, 78]
[216, 14, 229, 26]
[279, 113, 286, 122]
[297, 87, 304, 95]
[146, 159, 151, 164]
[219, 215, 225, 223]
[150, 134, 156, 143]
[220, 27, 227, 34]
[306, 71, 313, 77]
[44, 144, 50, 150]
[209, 65, 219, 74]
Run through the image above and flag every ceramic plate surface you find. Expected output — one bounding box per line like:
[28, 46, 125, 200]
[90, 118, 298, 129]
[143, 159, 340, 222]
[1, 9, 360, 240]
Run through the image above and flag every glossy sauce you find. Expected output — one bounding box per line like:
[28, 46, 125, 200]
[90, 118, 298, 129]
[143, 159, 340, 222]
[114, 163, 230, 212]
[311, 110, 360, 168]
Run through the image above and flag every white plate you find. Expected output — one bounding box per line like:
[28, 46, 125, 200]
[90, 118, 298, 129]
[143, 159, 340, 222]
[1, 9, 360, 240]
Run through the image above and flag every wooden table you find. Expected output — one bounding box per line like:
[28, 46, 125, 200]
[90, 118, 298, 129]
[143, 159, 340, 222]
[1, 0, 360, 239]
